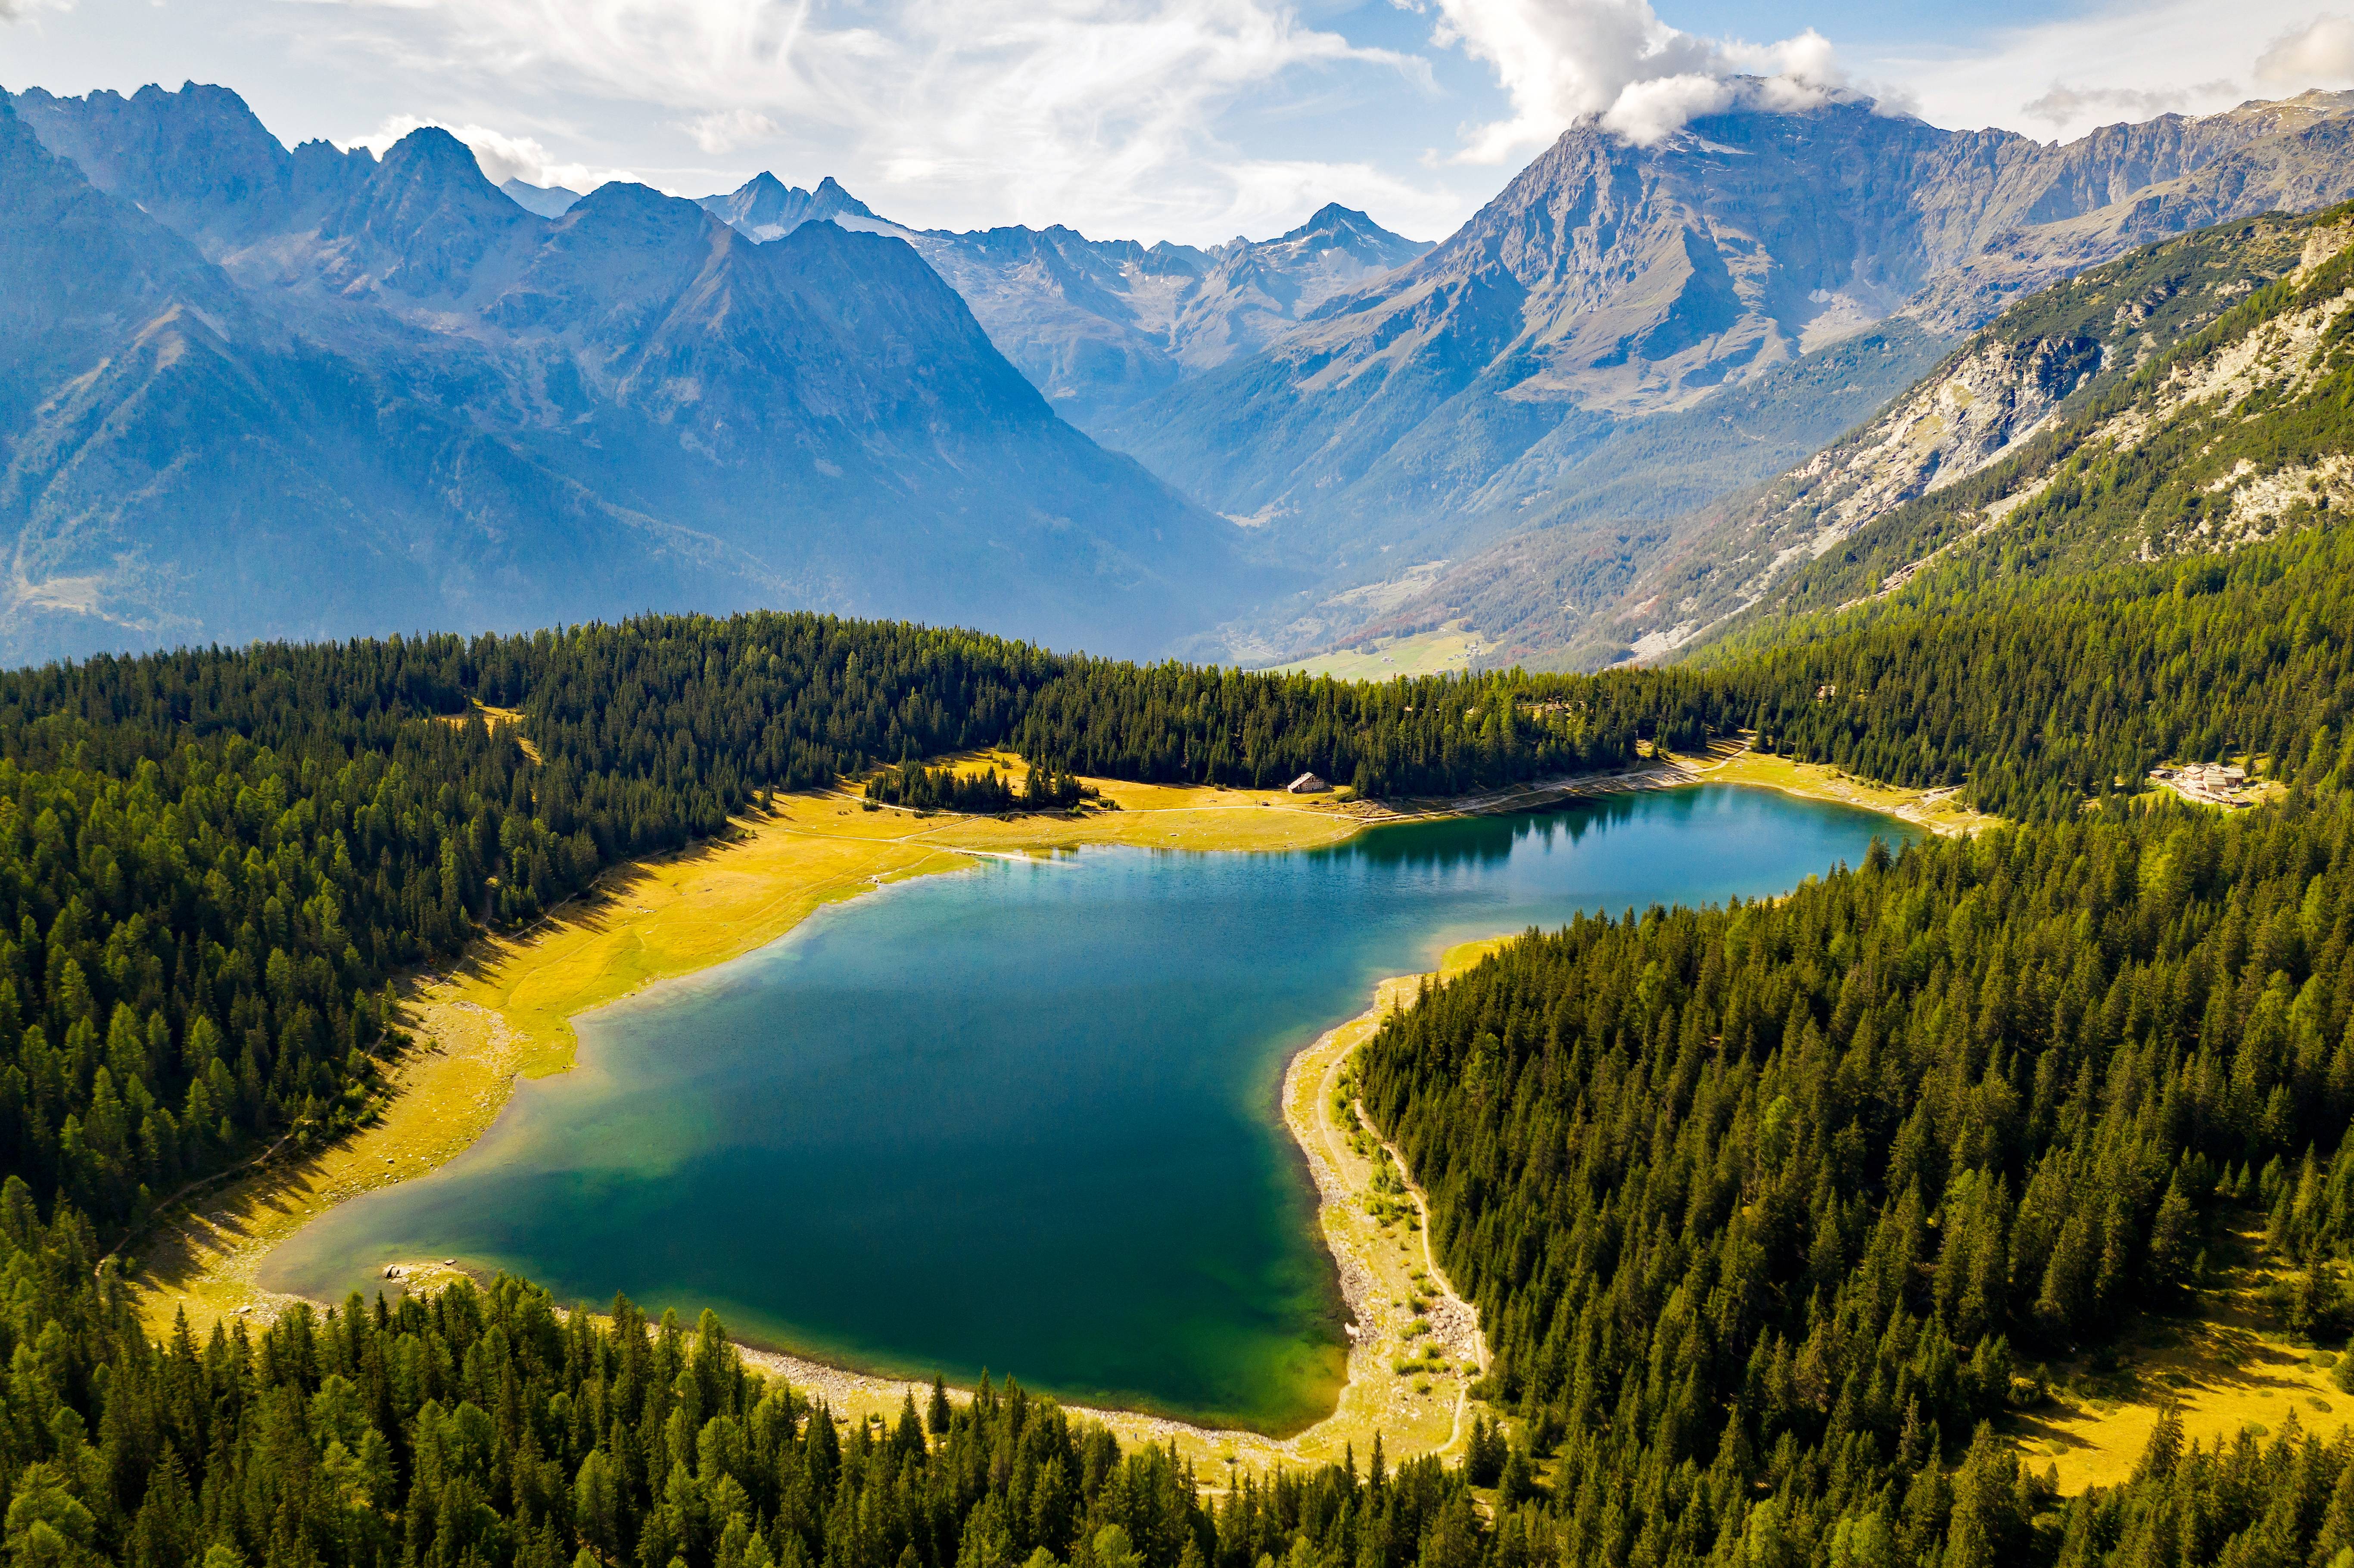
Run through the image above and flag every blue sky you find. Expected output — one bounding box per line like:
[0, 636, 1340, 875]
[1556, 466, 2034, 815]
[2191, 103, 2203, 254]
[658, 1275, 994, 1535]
[1, 0, 2345, 245]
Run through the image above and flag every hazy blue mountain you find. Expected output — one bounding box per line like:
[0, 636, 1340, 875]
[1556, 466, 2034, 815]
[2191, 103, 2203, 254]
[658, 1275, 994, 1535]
[0, 94, 766, 663]
[501, 177, 583, 217]
[0, 84, 1254, 665]
[903, 203, 1431, 431]
[1107, 87, 2354, 618]
[697, 172, 875, 240]
[701, 178, 1430, 431]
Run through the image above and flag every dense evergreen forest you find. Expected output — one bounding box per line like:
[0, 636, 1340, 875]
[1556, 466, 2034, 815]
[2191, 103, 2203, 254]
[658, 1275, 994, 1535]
[1356, 784, 2354, 1568]
[0, 508, 2348, 1565]
[864, 762, 1087, 814]
[3, 1209, 1479, 1568]
[1706, 524, 2354, 820]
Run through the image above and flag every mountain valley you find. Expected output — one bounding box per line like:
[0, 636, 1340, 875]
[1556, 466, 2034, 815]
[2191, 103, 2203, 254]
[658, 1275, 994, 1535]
[10, 28, 2354, 1568]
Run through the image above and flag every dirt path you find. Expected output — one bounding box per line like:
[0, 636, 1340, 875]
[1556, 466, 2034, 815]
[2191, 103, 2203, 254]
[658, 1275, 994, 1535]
[1349, 1093, 1490, 1452]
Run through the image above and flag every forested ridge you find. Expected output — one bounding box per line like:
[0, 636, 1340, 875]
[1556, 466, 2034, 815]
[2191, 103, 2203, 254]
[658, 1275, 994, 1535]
[1700, 524, 2354, 820]
[0, 1220, 1487, 1568]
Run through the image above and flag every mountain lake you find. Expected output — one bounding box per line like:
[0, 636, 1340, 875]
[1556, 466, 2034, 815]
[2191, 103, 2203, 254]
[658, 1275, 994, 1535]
[261, 785, 1912, 1434]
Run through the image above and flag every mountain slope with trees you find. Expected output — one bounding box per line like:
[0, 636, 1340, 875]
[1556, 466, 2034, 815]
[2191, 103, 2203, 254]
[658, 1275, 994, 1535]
[1354, 195, 2354, 669]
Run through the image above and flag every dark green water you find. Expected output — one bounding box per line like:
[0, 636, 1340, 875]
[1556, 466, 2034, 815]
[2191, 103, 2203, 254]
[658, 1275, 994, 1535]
[262, 786, 1907, 1433]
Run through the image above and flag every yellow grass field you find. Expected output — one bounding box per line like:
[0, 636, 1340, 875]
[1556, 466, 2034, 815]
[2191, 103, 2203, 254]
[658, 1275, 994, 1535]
[1696, 747, 1997, 838]
[2010, 1230, 2353, 1491]
[1279, 627, 1487, 681]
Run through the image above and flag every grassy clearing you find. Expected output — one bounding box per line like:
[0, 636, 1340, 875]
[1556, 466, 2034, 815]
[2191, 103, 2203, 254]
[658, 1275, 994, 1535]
[1278, 626, 1486, 681]
[433, 700, 541, 762]
[1697, 747, 1997, 838]
[2008, 1228, 2354, 1491]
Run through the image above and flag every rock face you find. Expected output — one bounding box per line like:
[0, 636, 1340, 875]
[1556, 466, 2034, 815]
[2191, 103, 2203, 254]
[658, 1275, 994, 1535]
[702, 185, 1432, 432]
[910, 203, 1431, 432]
[1371, 208, 2348, 669]
[0, 84, 1252, 665]
[1107, 87, 2354, 596]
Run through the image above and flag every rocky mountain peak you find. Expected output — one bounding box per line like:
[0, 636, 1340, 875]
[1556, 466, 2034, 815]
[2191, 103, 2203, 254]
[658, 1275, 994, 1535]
[810, 177, 872, 217]
[9, 80, 296, 237]
[700, 172, 879, 242]
[1267, 203, 1425, 271]
[328, 125, 528, 297]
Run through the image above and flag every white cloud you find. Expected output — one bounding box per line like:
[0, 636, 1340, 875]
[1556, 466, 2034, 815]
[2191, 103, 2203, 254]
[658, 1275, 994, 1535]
[2022, 79, 2242, 128]
[0, 0, 75, 21]
[2257, 15, 2354, 84]
[346, 115, 638, 194]
[313, 0, 1432, 240]
[681, 108, 779, 153]
[1864, 0, 2344, 143]
[1418, 0, 1846, 159]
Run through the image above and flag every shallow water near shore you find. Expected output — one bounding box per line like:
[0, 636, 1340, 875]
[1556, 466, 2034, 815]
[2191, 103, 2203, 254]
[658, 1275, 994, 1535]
[262, 785, 1909, 1433]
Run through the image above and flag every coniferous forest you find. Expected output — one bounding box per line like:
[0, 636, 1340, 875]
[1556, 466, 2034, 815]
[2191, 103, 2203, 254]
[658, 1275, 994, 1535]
[0, 485, 2350, 1563]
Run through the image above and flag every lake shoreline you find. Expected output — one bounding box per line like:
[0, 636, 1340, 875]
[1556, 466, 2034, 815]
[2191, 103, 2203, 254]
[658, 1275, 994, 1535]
[125, 747, 1952, 1465]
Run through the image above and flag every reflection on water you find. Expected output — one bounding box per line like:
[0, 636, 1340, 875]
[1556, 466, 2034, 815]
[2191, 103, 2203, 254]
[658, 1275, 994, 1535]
[262, 786, 1909, 1434]
[1339, 790, 1662, 874]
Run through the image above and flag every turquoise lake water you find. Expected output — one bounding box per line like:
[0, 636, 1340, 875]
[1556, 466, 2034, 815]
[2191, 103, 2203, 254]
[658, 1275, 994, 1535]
[260, 785, 1909, 1433]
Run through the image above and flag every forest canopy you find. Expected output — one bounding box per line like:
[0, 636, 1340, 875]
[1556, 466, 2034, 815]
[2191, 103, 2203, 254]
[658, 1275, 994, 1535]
[0, 539, 2344, 1566]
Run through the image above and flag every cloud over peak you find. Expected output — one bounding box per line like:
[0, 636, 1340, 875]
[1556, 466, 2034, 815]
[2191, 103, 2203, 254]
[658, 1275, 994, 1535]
[346, 115, 638, 194]
[2257, 15, 2354, 85]
[1421, 0, 1847, 158]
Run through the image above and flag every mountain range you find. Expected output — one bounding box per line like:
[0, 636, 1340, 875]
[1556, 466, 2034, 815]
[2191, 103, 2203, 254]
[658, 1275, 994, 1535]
[9, 75, 2354, 673]
[1109, 86, 2354, 663]
[0, 82, 1249, 666]
[694, 175, 1431, 432]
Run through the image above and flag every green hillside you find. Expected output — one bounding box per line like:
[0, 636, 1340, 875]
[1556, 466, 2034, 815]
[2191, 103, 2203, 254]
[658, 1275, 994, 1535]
[1731, 203, 2354, 629]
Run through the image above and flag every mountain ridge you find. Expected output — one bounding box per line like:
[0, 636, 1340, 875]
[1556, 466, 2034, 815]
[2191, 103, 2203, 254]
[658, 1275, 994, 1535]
[1144, 87, 2354, 666]
[1108, 89, 2354, 582]
[0, 83, 1253, 663]
[1364, 202, 2354, 671]
[696, 173, 1432, 430]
